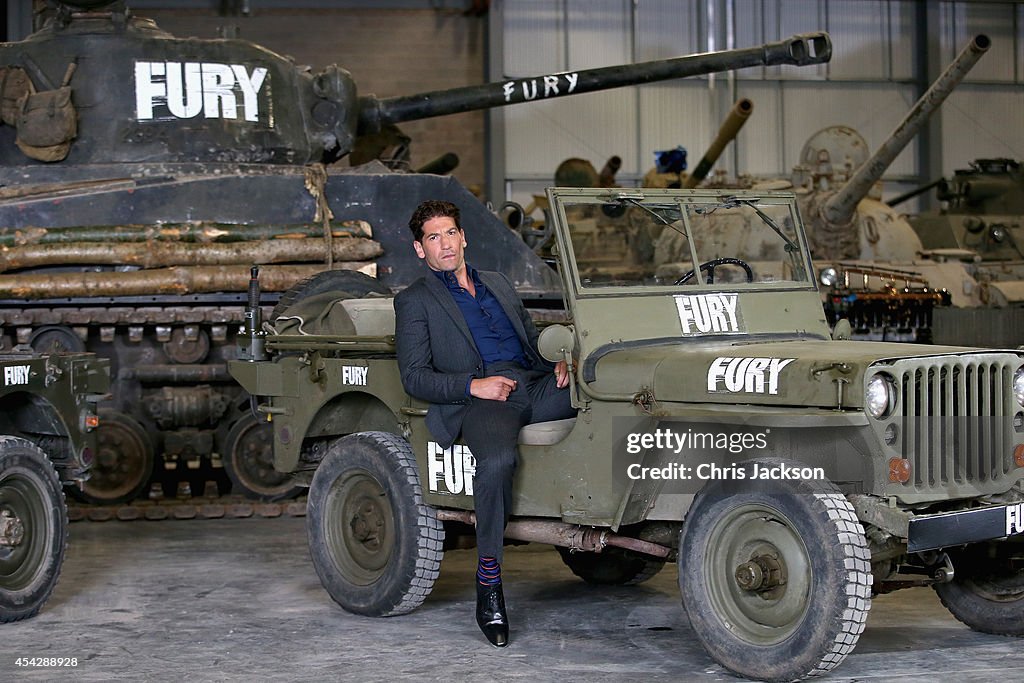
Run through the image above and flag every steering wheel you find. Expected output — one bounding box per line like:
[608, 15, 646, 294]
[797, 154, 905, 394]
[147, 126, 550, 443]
[674, 257, 754, 285]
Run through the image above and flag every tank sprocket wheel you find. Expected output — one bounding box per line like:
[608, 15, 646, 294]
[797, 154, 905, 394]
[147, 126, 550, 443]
[222, 414, 301, 502]
[0, 436, 67, 623]
[75, 410, 154, 505]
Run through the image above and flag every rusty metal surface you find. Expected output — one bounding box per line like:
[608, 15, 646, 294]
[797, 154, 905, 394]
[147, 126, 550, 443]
[68, 495, 309, 523]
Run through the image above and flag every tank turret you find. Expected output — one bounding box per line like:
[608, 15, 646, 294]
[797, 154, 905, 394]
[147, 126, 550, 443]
[799, 34, 990, 262]
[911, 158, 1024, 261]
[0, 3, 833, 505]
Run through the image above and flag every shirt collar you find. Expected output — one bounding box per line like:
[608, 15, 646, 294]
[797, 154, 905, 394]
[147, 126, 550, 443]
[432, 263, 481, 290]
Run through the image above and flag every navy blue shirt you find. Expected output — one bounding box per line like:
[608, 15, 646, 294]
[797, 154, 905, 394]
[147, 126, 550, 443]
[433, 266, 529, 377]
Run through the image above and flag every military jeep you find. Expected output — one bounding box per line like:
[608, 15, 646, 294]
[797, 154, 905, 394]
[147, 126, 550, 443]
[0, 351, 108, 622]
[230, 188, 1024, 682]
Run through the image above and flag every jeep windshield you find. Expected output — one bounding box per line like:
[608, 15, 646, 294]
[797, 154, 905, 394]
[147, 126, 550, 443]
[547, 189, 816, 294]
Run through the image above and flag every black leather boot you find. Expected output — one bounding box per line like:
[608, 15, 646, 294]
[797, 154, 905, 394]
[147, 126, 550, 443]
[475, 582, 509, 647]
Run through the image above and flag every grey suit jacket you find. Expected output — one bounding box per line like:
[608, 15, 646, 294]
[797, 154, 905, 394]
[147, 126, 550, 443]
[394, 269, 549, 449]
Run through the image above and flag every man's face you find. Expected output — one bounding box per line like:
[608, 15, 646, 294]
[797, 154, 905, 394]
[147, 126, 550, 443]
[414, 215, 467, 273]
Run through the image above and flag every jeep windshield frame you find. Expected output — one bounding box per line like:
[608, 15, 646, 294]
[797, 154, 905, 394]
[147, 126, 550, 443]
[546, 188, 817, 300]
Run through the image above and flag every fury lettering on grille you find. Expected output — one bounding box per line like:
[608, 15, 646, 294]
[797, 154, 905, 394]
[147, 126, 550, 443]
[135, 61, 269, 122]
[341, 366, 368, 386]
[427, 442, 476, 496]
[675, 293, 743, 336]
[707, 357, 795, 395]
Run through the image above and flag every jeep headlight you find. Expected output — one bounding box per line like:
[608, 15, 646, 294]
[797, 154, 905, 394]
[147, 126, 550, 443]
[1014, 366, 1024, 407]
[866, 373, 896, 419]
[819, 266, 839, 287]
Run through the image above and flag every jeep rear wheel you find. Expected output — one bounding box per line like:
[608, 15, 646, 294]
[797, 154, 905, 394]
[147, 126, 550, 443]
[934, 546, 1024, 636]
[0, 437, 67, 623]
[307, 431, 443, 616]
[271, 270, 390, 322]
[679, 460, 871, 682]
[557, 546, 665, 585]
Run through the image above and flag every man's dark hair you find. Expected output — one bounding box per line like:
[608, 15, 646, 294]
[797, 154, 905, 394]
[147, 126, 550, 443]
[408, 200, 461, 242]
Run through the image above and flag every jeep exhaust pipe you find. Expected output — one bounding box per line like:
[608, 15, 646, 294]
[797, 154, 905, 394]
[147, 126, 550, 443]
[436, 510, 671, 559]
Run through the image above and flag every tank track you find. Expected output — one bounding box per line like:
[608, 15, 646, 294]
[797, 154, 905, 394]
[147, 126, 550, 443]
[68, 494, 308, 522]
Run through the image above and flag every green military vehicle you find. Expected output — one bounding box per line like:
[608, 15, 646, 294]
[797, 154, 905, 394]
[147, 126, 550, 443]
[230, 188, 1024, 682]
[0, 351, 108, 622]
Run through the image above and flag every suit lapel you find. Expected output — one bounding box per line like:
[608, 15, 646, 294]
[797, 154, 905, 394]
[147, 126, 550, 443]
[423, 273, 477, 350]
[479, 271, 529, 345]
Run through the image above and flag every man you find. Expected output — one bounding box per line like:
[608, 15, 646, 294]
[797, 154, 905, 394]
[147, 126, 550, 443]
[394, 199, 574, 648]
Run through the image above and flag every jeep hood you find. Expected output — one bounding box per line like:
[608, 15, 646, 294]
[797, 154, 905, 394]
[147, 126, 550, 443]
[584, 339, 1013, 408]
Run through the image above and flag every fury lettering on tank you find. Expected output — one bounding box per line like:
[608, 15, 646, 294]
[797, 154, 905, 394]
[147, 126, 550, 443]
[135, 61, 269, 122]
[707, 357, 795, 395]
[427, 442, 476, 496]
[501, 73, 579, 103]
[675, 293, 743, 336]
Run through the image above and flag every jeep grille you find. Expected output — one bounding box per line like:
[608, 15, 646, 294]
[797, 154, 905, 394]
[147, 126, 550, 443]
[896, 356, 1018, 490]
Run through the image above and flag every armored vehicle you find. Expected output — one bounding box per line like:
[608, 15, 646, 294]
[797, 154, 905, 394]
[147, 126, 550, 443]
[771, 35, 991, 344]
[0, 1, 831, 506]
[0, 350, 108, 622]
[906, 158, 1024, 346]
[231, 187, 1024, 682]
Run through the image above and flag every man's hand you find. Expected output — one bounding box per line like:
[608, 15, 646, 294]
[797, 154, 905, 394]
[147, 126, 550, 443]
[555, 360, 571, 389]
[470, 375, 517, 401]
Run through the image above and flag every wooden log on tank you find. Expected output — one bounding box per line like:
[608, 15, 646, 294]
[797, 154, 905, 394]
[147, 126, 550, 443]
[0, 237, 383, 272]
[0, 220, 373, 247]
[0, 264, 377, 299]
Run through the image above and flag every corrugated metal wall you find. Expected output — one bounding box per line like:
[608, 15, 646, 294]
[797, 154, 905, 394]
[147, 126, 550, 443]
[493, 0, 1024, 211]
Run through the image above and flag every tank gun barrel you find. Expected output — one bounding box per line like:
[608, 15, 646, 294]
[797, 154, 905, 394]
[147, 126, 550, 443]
[683, 98, 753, 188]
[822, 34, 990, 225]
[357, 33, 830, 134]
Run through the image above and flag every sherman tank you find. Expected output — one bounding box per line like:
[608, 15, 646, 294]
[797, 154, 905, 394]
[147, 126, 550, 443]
[903, 158, 1024, 346]
[0, 1, 832, 505]
[774, 35, 991, 344]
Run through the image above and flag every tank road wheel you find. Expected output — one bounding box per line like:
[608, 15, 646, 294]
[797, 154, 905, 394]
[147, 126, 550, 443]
[222, 414, 301, 502]
[557, 546, 665, 585]
[933, 545, 1024, 636]
[77, 410, 154, 505]
[678, 461, 871, 682]
[307, 431, 443, 616]
[28, 326, 86, 354]
[0, 437, 67, 623]
[271, 270, 391, 322]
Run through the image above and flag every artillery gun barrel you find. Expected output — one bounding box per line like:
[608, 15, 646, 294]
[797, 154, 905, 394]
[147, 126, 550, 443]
[683, 98, 753, 189]
[358, 33, 831, 133]
[822, 34, 990, 225]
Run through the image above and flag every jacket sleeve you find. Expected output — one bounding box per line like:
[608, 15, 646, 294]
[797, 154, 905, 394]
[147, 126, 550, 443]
[394, 289, 474, 405]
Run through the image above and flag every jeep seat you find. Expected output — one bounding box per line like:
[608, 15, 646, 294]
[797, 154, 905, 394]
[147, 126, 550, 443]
[517, 417, 576, 446]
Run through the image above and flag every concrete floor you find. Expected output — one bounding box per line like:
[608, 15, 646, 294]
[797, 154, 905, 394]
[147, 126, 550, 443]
[2, 517, 1023, 682]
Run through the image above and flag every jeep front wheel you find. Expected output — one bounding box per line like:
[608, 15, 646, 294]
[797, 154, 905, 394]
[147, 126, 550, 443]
[557, 546, 665, 585]
[933, 545, 1024, 636]
[0, 436, 67, 623]
[678, 461, 871, 682]
[307, 431, 443, 616]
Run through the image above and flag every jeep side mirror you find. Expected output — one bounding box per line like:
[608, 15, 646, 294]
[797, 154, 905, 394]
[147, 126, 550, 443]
[538, 324, 575, 363]
[832, 318, 852, 341]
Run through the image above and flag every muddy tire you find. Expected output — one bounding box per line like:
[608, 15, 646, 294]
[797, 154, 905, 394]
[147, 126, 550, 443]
[678, 459, 871, 682]
[271, 270, 390, 322]
[307, 431, 443, 616]
[557, 546, 665, 585]
[0, 437, 67, 623]
[933, 546, 1024, 636]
